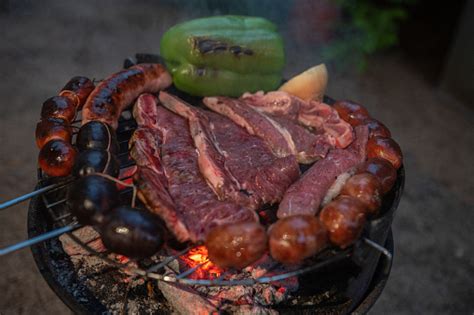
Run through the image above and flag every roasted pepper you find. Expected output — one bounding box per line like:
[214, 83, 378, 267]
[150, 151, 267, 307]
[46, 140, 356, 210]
[160, 15, 285, 97]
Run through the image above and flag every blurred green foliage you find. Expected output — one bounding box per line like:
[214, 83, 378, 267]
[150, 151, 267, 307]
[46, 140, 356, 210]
[323, 0, 416, 70]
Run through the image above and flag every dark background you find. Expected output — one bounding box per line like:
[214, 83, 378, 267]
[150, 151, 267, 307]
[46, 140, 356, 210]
[0, 1, 473, 314]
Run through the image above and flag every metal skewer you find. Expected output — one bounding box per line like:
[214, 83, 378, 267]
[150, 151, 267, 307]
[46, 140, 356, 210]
[146, 246, 192, 274]
[0, 223, 81, 256]
[0, 183, 66, 211]
[256, 250, 351, 284]
[175, 261, 208, 279]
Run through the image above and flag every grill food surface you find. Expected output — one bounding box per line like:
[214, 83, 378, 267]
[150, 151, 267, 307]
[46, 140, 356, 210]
[32, 16, 402, 273]
[33, 58, 402, 271]
[131, 94, 258, 243]
[28, 18, 403, 311]
[159, 91, 301, 209]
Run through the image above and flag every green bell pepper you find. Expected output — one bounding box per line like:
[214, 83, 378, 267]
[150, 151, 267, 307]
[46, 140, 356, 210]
[160, 15, 285, 97]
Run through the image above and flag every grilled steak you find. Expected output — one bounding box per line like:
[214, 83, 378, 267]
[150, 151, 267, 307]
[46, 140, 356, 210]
[241, 91, 353, 149]
[207, 111, 300, 206]
[159, 92, 300, 209]
[158, 92, 250, 208]
[202, 96, 295, 158]
[131, 94, 257, 242]
[269, 116, 331, 163]
[277, 125, 369, 218]
[203, 95, 339, 164]
[131, 96, 187, 241]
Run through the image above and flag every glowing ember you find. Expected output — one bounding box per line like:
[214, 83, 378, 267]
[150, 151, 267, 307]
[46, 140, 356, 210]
[181, 245, 222, 279]
[116, 255, 130, 264]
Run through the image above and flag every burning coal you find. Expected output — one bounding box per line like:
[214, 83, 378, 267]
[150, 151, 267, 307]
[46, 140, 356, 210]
[180, 245, 222, 279]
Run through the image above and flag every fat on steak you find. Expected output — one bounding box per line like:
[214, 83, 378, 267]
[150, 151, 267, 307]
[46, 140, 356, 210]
[159, 92, 300, 209]
[269, 115, 331, 163]
[130, 94, 257, 242]
[158, 92, 250, 208]
[277, 125, 369, 218]
[241, 91, 354, 149]
[202, 96, 295, 158]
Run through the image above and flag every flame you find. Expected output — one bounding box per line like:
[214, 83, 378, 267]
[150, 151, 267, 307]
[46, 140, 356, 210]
[181, 245, 222, 279]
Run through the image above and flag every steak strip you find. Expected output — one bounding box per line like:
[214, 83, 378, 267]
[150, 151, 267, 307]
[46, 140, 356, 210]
[204, 95, 334, 164]
[268, 115, 331, 163]
[206, 111, 300, 206]
[277, 125, 368, 218]
[203, 96, 295, 158]
[241, 91, 353, 149]
[131, 94, 257, 242]
[158, 92, 251, 208]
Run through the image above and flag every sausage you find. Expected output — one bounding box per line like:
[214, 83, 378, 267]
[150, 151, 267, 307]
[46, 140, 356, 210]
[59, 76, 95, 109]
[72, 149, 120, 178]
[333, 100, 370, 126]
[67, 174, 119, 225]
[363, 118, 391, 138]
[358, 157, 397, 194]
[99, 206, 165, 259]
[41, 96, 77, 122]
[82, 64, 172, 129]
[38, 139, 77, 177]
[319, 196, 367, 248]
[269, 215, 328, 264]
[206, 221, 267, 269]
[35, 117, 72, 149]
[366, 136, 403, 169]
[76, 121, 119, 154]
[340, 173, 382, 215]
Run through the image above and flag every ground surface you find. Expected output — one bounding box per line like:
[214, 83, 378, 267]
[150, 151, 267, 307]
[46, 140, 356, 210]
[0, 1, 472, 314]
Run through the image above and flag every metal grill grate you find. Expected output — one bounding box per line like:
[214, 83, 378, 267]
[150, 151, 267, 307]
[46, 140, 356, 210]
[0, 56, 400, 289]
[26, 107, 358, 286]
[0, 103, 397, 288]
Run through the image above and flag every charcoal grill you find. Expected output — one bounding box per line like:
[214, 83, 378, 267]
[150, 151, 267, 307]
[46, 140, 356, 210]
[1, 54, 404, 314]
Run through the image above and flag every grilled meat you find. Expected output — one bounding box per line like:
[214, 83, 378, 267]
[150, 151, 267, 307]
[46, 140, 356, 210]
[131, 94, 257, 242]
[82, 64, 172, 129]
[159, 92, 300, 209]
[277, 125, 368, 218]
[241, 91, 354, 148]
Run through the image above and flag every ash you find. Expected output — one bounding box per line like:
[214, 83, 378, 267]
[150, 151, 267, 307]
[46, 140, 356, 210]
[192, 254, 299, 307]
[59, 226, 300, 314]
[59, 226, 172, 314]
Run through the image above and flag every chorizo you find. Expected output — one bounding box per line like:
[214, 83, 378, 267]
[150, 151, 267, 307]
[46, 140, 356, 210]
[82, 64, 172, 129]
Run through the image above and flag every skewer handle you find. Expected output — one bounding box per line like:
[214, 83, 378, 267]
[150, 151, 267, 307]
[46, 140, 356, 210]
[0, 224, 80, 256]
[0, 183, 62, 211]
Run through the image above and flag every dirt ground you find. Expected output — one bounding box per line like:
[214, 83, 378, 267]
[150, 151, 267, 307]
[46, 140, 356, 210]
[0, 1, 473, 314]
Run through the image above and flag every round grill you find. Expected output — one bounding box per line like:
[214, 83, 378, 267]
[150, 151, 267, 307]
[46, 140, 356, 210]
[0, 54, 405, 314]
